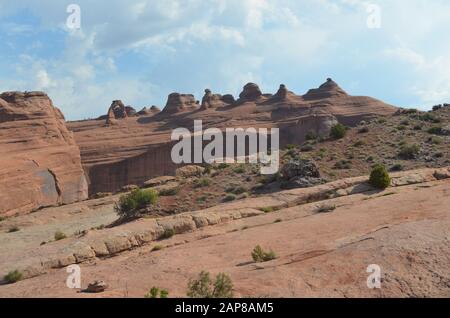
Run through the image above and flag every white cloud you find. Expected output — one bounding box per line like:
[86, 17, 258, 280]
[1, 0, 450, 118]
[384, 47, 450, 106]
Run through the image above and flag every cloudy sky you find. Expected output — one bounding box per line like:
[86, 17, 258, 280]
[0, 0, 449, 120]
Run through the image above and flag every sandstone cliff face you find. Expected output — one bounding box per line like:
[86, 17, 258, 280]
[0, 92, 88, 217]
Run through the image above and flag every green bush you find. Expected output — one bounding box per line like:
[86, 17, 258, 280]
[115, 189, 158, 219]
[330, 123, 347, 139]
[369, 164, 391, 189]
[161, 228, 175, 239]
[398, 144, 420, 159]
[223, 194, 236, 202]
[145, 287, 169, 298]
[285, 144, 297, 150]
[194, 178, 211, 188]
[333, 160, 352, 170]
[427, 126, 443, 135]
[260, 207, 274, 213]
[251, 245, 277, 263]
[151, 245, 164, 251]
[217, 163, 229, 170]
[54, 231, 67, 241]
[187, 271, 233, 298]
[305, 131, 318, 141]
[232, 165, 245, 174]
[4, 270, 23, 284]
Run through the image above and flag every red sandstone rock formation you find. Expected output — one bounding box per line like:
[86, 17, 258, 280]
[200, 89, 234, 110]
[137, 106, 160, 116]
[0, 91, 88, 217]
[160, 93, 199, 115]
[238, 82, 263, 102]
[67, 79, 398, 194]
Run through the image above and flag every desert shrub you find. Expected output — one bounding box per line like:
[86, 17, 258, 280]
[390, 163, 404, 172]
[0, 216, 5, 222]
[418, 113, 441, 123]
[187, 271, 233, 298]
[428, 136, 443, 145]
[4, 270, 23, 284]
[232, 186, 246, 195]
[223, 194, 236, 202]
[194, 178, 211, 188]
[330, 123, 347, 140]
[317, 204, 336, 213]
[225, 186, 236, 193]
[377, 118, 387, 124]
[159, 187, 179, 196]
[145, 287, 169, 298]
[285, 144, 297, 150]
[260, 207, 274, 213]
[151, 245, 164, 251]
[232, 165, 245, 174]
[251, 245, 277, 263]
[413, 125, 422, 131]
[54, 231, 67, 241]
[369, 164, 391, 189]
[397, 125, 406, 131]
[217, 163, 229, 170]
[333, 160, 352, 170]
[115, 189, 158, 219]
[358, 126, 369, 134]
[305, 131, 318, 141]
[196, 195, 208, 203]
[434, 152, 444, 158]
[398, 144, 420, 159]
[427, 126, 443, 135]
[161, 228, 175, 239]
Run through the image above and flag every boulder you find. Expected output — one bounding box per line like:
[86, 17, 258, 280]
[175, 165, 205, 178]
[280, 158, 325, 189]
[143, 176, 176, 188]
[85, 281, 108, 293]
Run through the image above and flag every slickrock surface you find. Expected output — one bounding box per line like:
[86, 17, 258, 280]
[0, 92, 88, 217]
[68, 80, 397, 194]
[0, 167, 448, 297]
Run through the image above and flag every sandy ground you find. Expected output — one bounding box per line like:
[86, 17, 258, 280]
[0, 178, 449, 298]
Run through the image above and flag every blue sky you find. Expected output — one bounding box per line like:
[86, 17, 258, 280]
[0, 0, 449, 120]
